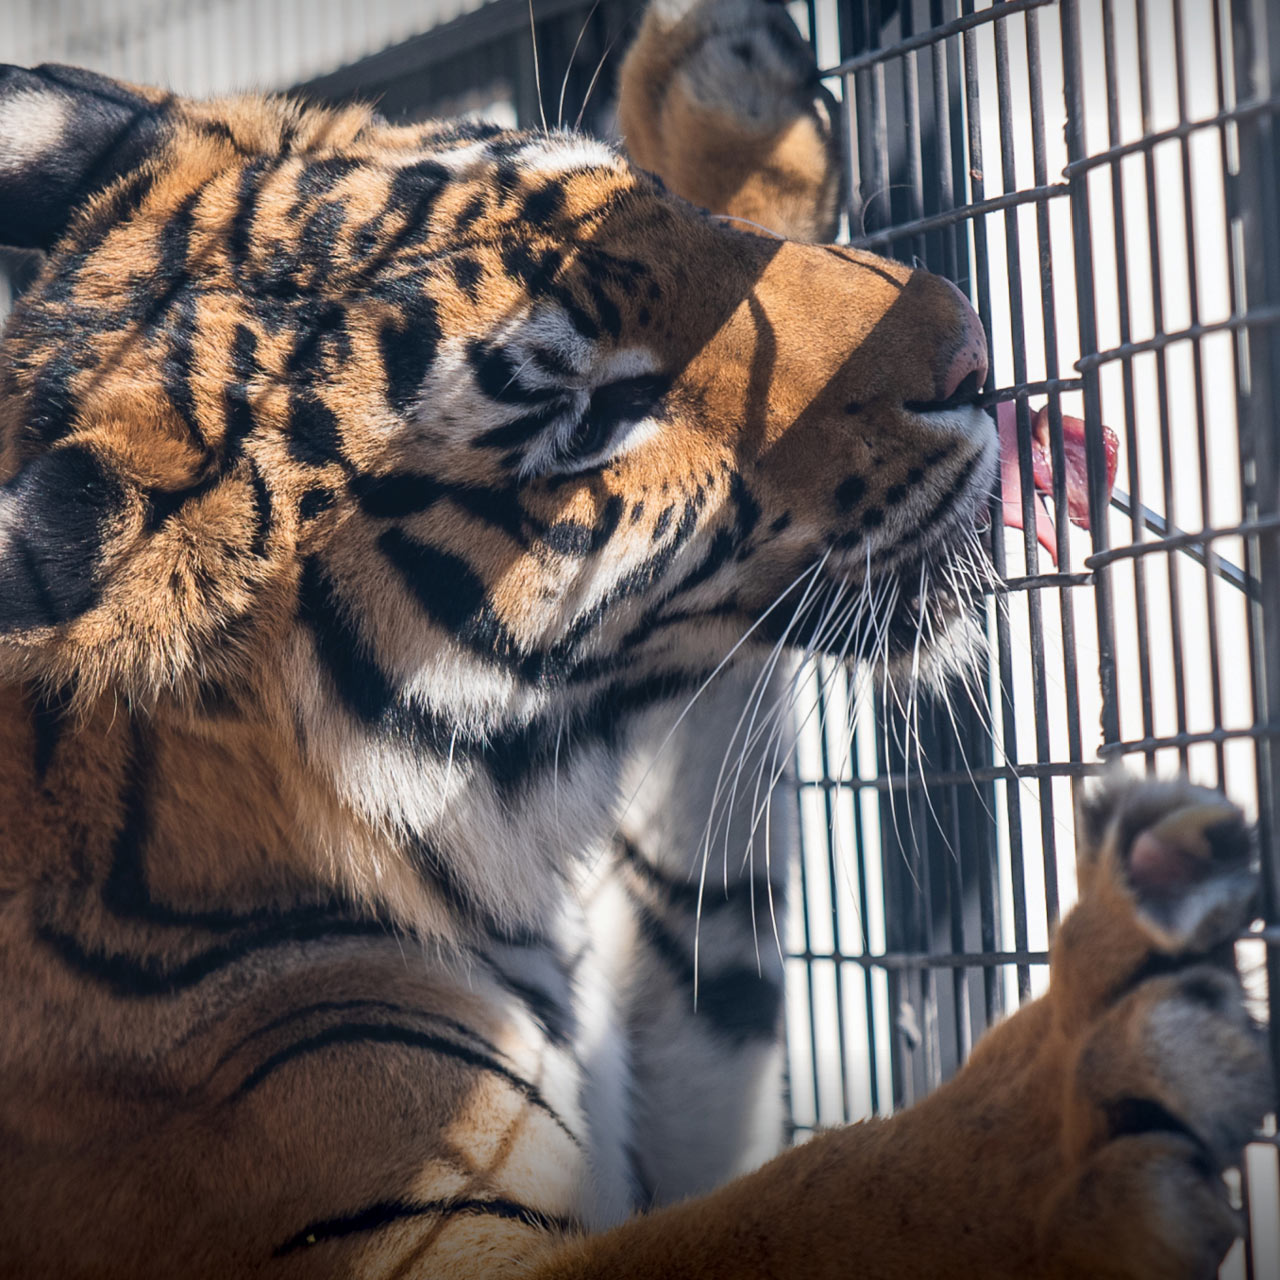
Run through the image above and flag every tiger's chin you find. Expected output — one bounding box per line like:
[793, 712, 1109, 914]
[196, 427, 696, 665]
[749, 541, 990, 702]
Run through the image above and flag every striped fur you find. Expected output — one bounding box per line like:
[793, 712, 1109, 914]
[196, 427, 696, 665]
[0, 4, 1266, 1276]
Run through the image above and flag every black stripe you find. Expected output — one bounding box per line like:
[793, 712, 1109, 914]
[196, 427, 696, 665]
[298, 555, 398, 723]
[275, 1195, 579, 1256]
[486, 964, 574, 1048]
[474, 399, 572, 450]
[229, 156, 281, 286]
[354, 471, 533, 544]
[191, 117, 251, 155]
[246, 460, 272, 559]
[25, 338, 86, 443]
[26, 679, 75, 782]
[211, 999, 506, 1080]
[632, 901, 782, 1046]
[233, 1022, 580, 1145]
[285, 302, 351, 380]
[353, 158, 450, 279]
[221, 323, 260, 458]
[296, 197, 347, 290]
[0, 444, 124, 633]
[453, 192, 487, 232]
[144, 471, 220, 532]
[157, 195, 206, 456]
[96, 723, 343, 934]
[406, 834, 547, 945]
[288, 390, 345, 468]
[882, 452, 983, 565]
[619, 836, 778, 921]
[350, 470, 448, 518]
[541, 495, 624, 557]
[379, 528, 538, 677]
[467, 338, 560, 406]
[380, 295, 442, 414]
[35, 913, 392, 999]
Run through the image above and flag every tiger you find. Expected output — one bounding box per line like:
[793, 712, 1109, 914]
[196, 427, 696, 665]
[0, 1, 1268, 1277]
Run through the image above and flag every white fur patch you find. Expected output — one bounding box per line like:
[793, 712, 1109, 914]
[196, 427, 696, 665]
[0, 489, 18, 544]
[517, 136, 621, 177]
[0, 90, 70, 176]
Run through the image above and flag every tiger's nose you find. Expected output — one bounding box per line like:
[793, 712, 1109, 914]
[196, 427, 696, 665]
[937, 276, 989, 401]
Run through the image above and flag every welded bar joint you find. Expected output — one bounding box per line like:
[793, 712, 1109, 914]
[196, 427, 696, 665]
[1076, 304, 1280, 370]
[822, 0, 1056, 79]
[1085, 513, 1280, 569]
[847, 182, 1067, 249]
[1062, 94, 1280, 178]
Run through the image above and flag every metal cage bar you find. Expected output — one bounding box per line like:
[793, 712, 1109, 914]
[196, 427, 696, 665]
[1, 0, 1278, 1269]
[785, 0, 1280, 1272]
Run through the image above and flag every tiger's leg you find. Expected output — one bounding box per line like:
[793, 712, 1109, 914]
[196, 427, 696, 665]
[618, 0, 841, 242]
[591, 667, 795, 1205]
[536, 775, 1270, 1278]
[602, 0, 836, 1204]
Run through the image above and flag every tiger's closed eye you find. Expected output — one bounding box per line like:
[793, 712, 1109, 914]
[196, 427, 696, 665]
[553, 373, 672, 471]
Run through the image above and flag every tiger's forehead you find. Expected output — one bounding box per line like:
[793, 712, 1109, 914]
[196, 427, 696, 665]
[167, 107, 640, 243]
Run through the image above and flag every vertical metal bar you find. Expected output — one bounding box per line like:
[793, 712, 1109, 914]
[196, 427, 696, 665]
[903, 0, 944, 1094]
[1213, 23, 1268, 1272]
[959, 1, 1008, 1022]
[870, 5, 892, 242]
[1232, 0, 1280, 1104]
[1170, 0, 1230, 786]
[1061, 0, 1122, 752]
[929, 0, 960, 282]
[940, 729, 974, 1068]
[815, 665, 855, 1122]
[1025, 3, 1080, 923]
[1100, 0, 1158, 765]
[901, 1, 927, 265]
[993, 7, 1061, 944]
[794, 763, 828, 1127]
[831, 0, 882, 1121]
[959, 0, 1030, 1003]
[848, 739, 882, 1114]
[1133, 0, 1192, 771]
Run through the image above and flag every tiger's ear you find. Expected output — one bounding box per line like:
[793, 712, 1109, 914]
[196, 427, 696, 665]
[0, 64, 170, 250]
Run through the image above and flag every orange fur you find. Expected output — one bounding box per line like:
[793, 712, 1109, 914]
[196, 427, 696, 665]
[0, 8, 1267, 1277]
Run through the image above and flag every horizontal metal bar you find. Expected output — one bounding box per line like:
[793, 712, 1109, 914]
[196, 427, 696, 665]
[822, 0, 1056, 78]
[993, 570, 1094, 592]
[1107, 489, 1258, 599]
[847, 182, 1067, 249]
[1099, 722, 1280, 757]
[1062, 95, 1280, 178]
[1076, 305, 1280, 370]
[977, 376, 1085, 405]
[1245, 925, 1280, 947]
[790, 922, 1280, 970]
[789, 926, 1280, 975]
[797, 759, 1107, 792]
[787, 948, 1050, 970]
[1085, 514, 1280, 570]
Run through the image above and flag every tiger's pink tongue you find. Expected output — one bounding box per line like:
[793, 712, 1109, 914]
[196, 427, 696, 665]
[997, 403, 1119, 566]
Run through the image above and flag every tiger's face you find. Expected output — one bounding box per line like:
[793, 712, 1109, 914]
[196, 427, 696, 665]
[0, 68, 993, 883]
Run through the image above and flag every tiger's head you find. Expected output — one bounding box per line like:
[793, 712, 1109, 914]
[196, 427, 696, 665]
[0, 66, 993, 924]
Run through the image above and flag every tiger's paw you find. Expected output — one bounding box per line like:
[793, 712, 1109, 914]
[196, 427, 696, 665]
[618, 0, 841, 241]
[1039, 775, 1271, 1279]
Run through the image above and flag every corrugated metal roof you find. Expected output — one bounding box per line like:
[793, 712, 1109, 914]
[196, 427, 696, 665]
[0, 0, 493, 96]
